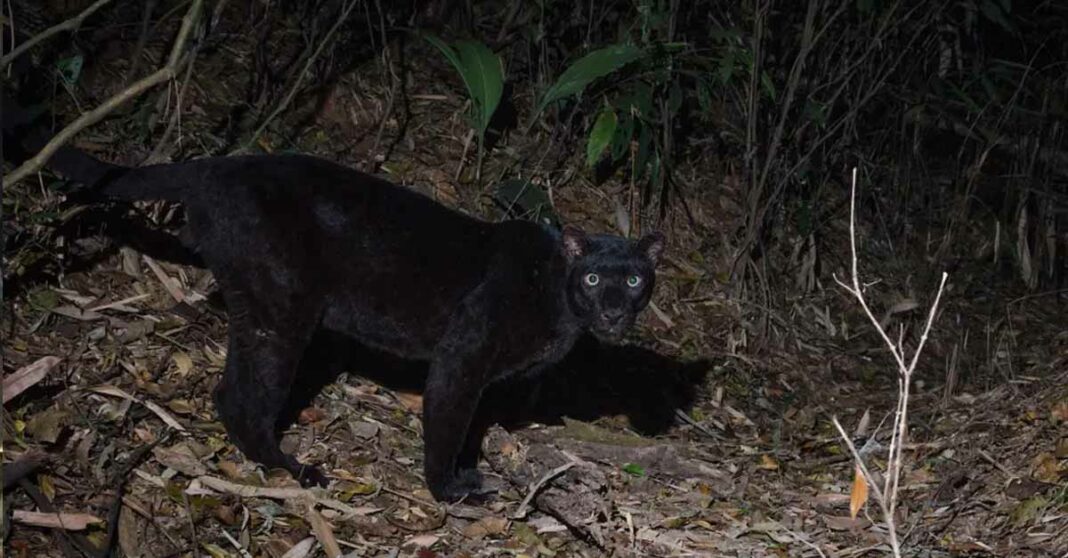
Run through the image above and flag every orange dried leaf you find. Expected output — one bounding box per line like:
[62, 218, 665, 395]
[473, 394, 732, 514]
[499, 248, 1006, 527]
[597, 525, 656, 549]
[298, 407, 328, 424]
[849, 464, 869, 519]
[395, 392, 424, 413]
[759, 454, 779, 470]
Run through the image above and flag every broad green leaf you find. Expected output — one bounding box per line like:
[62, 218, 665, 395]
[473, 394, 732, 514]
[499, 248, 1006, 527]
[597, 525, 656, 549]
[424, 36, 503, 135]
[979, 0, 1013, 33]
[612, 82, 653, 120]
[537, 44, 644, 115]
[635, 125, 652, 180]
[611, 112, 634, 161]
[454, 40, 504, 133]
[587, 106, 618, 167]
[803, 99, 827, 128]
[696, 79, 713, 114]
[667, 82, 683, 117]
[622, 463, 646, 477]
[760, 70, 777, 101]
[717, 49, 736, 84]
[649, 151, 662, 190]
[494, 179, 559, 227]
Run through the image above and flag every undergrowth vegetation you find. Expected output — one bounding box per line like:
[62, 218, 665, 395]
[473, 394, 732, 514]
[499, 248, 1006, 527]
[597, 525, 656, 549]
[6, 0, 1066, 303]
[425, 0, 1067, 301]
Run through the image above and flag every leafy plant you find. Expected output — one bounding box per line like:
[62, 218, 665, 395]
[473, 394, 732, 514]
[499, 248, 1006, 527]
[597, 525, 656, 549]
[493, 178, 560, 227]
[534, 44, 644, 117]
[423, 36, 504, 182]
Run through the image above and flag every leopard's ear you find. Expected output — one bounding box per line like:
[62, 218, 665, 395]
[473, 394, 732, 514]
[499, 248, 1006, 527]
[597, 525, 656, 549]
[637, 232, 665, 265]
[561, 225, 588, 262]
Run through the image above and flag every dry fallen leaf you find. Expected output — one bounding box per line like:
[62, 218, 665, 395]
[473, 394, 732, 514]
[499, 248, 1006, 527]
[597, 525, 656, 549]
[167, 399, 196, 415]
[217, 460, 243, 480]
[171, 352, 194, 376]
[307, 505, 342, 558]
[462, 516, 509, 539]
[758, 454, 779, 470]
[1031, 452, 1061, 483]
[823, 515, 869, 531]
[298, 407, 328, 424]
[25, 406, 69, 443]
[12, 510, 103, 531]
[395, 392, 424, 413]
[280, 536, 317, 558]
[154, 444, 209, 477]
[1051, 400, 1068, 423]
[3, 356, 62, 404]
[87, 385, 186, 432]
[849, 464, 869, 519]
[403, 534, 440, 548]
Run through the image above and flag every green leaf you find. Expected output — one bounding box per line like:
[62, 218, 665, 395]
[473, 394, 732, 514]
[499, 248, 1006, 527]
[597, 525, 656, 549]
[979, 0, 1013, 33]
[493, 179, 559, 227]
[667, 82, 683, 116]
[424, 36, 504, 135]
[634, 125, 652, 180]
[612, 82, 653, 120]
[760, 70, 777, 101]
[696, 79, 713, 113]
[610, 112, 634, 161]
[537, 44, 645, 115]
[717, 49, 736, 84]
[803, 99, 827, 128]
[622, 463, 646, 477]
[587, 106, 618, 167]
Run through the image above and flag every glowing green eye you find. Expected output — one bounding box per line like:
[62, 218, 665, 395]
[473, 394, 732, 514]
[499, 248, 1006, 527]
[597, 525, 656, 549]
[584, 273, 600, 286]
[626, 275, 642, 288]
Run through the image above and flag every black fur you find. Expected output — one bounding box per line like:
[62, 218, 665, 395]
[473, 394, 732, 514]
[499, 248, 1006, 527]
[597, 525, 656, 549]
[5, 111, 665, 500]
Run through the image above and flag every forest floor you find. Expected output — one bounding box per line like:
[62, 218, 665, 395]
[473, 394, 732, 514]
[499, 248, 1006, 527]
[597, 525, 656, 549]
[4, 4, 1068, 558]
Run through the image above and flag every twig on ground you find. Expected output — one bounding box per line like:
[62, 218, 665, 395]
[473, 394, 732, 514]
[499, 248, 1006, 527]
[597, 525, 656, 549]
[3, 0, 203, 186]
[674, 408, 722, 439]
[180, 492, 200, 558]
[511, 460, 577, 520]
[121, 495, 183, 551]
[219, 529, 255, 558]
[978, 449, 1016, 479]
[0, 0, 114, 68]
[17, 479, 98, 558]
[195, 475, 381, 519]
[379, 485, 439, 508]
[99, 434, 170, 558]
[830, 167, 949, 558]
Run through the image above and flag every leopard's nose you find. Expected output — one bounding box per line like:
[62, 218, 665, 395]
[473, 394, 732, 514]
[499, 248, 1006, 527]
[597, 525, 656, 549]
[600, 309, 624, 325]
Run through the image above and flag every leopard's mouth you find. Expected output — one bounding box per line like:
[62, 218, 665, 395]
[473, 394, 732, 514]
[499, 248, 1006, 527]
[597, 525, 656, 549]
[590, 322, 627, 342]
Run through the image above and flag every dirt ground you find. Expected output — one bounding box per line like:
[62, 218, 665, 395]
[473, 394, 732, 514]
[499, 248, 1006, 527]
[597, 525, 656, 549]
[3, 3, 1068, 557]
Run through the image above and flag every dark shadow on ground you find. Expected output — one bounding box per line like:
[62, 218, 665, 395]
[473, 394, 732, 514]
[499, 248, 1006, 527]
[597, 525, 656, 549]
[284, 329, 710, 440]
